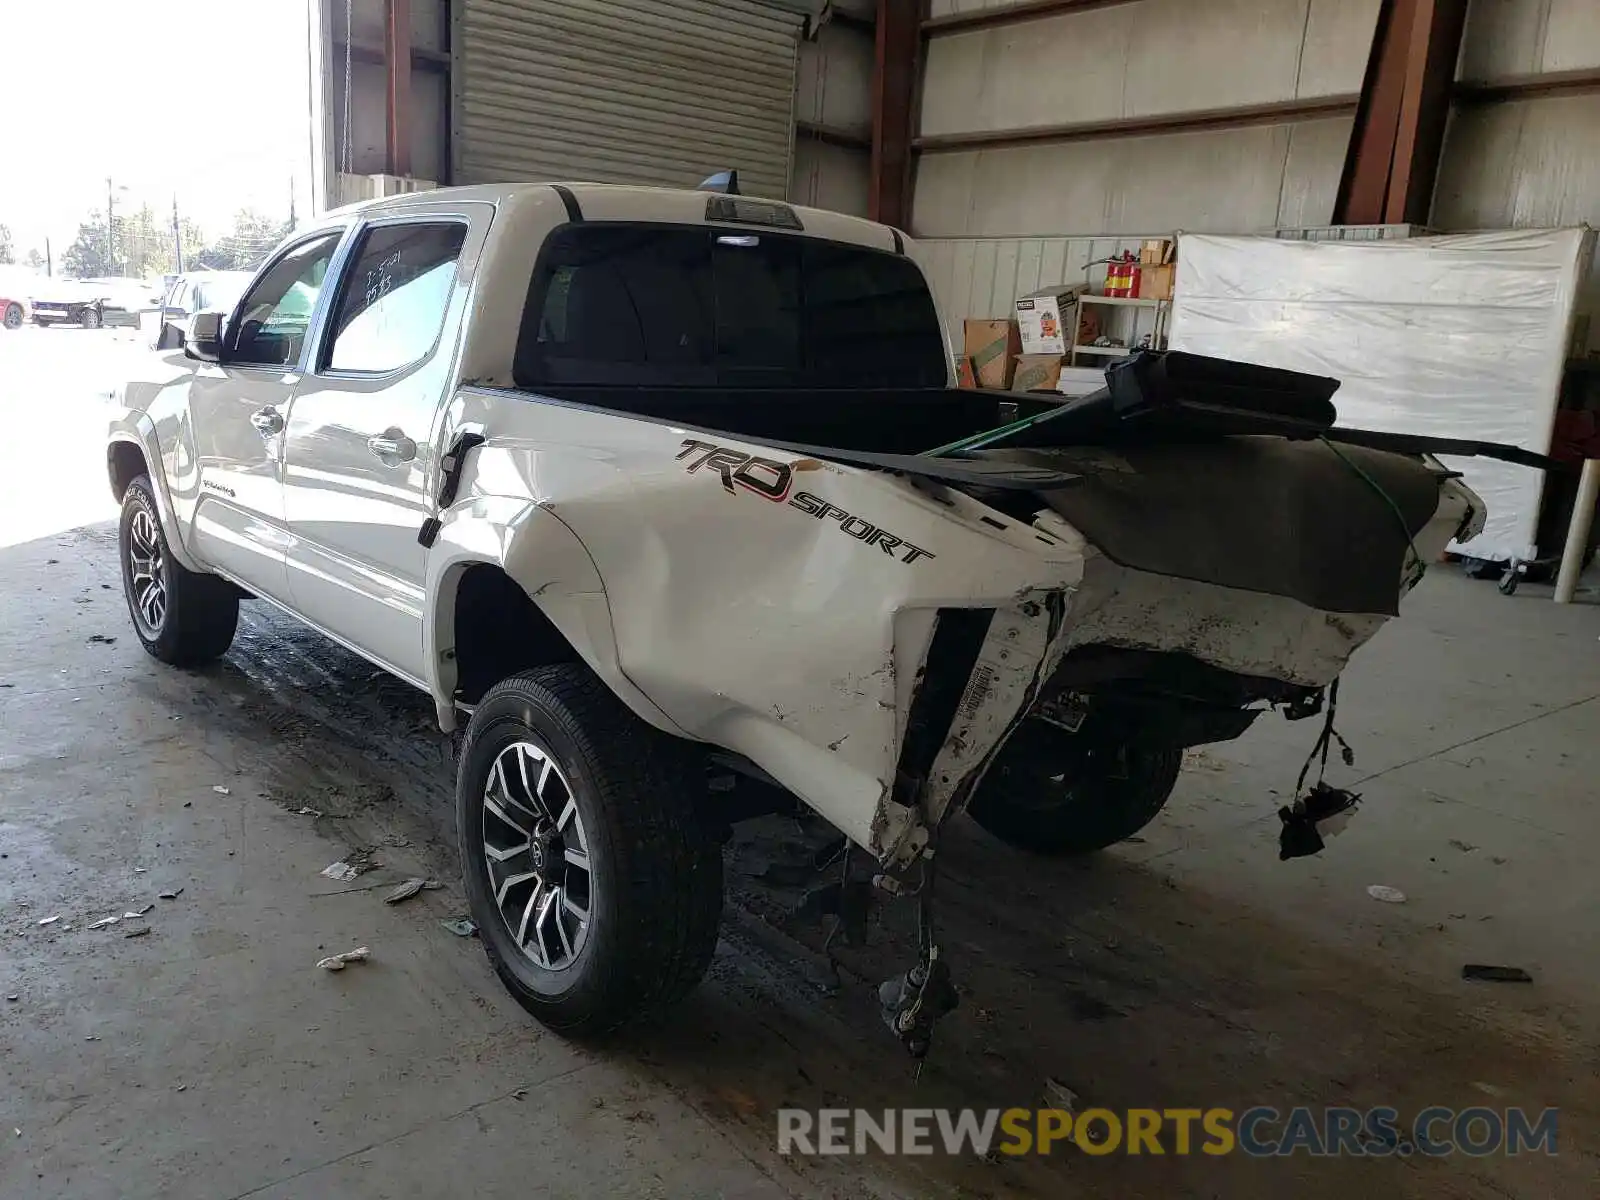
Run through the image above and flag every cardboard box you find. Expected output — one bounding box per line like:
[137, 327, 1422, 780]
[1012, 354, 1067, 393]
[963, 319, 1022, 389]
[1141, 263, 1175, 301]
[1139, 238, 1174, 266]
[955, 355, 978, 389]
[1014, 285, 1087, 355]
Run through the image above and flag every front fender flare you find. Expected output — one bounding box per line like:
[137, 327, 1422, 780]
[107, 416, 203, 573]
[423, 500, 688, 738]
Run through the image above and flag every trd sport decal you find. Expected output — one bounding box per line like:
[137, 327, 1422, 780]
[677, 439, 935, 565]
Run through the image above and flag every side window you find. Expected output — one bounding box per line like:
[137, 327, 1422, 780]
[324, 222, 467, 373]
[229, 234, 342, 368]
[190, 283, 209, 312]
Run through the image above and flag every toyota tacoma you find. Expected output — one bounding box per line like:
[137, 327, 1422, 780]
[106, 181, 1547, 1055]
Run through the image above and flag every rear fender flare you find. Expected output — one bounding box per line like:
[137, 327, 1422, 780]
[423, 502, 686, 737]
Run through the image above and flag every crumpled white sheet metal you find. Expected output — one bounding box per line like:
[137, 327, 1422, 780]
[1170, 228, 1594, 562]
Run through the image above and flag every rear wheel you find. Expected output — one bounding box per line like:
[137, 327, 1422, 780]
[118, 475, 239, 666]
[2, 304, 20, 330]
[457, 666, 722, 1036]
[967, 719, 1182, 855]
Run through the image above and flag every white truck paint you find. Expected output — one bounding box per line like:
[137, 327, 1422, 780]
[106, 182, 1516, 1047]
[107, 182, 1485, 863]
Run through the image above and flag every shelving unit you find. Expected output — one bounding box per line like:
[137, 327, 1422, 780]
[1069, 294, 1171, 367]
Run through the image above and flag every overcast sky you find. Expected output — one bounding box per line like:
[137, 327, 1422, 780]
[0, 0, 313, 259]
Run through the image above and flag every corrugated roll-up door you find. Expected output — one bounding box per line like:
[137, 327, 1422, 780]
[457, 0, 802, 200]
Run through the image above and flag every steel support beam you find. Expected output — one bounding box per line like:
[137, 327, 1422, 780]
[385, 0, 413, 178]
[922, 0, 1139, 35]
[869, 0, 921, 229]
[1335, 0, 1467, 226]
[915, 94, 1358, 154]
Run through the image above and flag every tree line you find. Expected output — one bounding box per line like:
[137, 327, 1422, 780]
[0, 207, 296, 279]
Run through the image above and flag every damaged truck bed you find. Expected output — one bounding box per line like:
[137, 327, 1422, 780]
[108, 181, 1554, 1055]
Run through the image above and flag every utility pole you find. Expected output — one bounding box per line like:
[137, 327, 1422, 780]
[172, 197, 184, 273]
[106, 177, 115, 274]
[45, 237, 52, 277]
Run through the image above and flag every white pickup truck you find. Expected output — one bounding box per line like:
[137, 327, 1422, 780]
[107, 181, 1543, 1054]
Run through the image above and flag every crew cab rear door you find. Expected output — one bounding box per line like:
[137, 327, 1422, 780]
[280, 204, 487, 684]
[186, 231, 344, 599]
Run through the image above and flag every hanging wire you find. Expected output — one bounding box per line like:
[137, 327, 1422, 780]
[342, 0, 355, 180]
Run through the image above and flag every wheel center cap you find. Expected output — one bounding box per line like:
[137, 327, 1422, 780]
[530, 841, 547, 871]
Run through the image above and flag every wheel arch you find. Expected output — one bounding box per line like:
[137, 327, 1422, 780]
[424, 507, 686, 739]
[107, 424, 203, 572]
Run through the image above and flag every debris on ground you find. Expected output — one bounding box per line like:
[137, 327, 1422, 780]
[317, 946, 372, 972]
[321, 848, 378, 882]
[86, 634, 116, 645]
[1366, 885, 1407, 903]
[384, 878, 440, 905]
[5, 994, 18, 1002]
[440, 917, 478, 938]
[295, 807, 323, 817]
[511, 1087, 528, 1101]
[37, 915, 62, 926]
[87, 916, 120, 930]
[1448, 839, 1477, 853]
[1462, 964, 1533, 983]
[123, 926, 152, 939]
[1043, 1077, 1079, 1114]
[158, 888, 184, 900]
[212, 785, 231, 796]
[124, 905, 153, 917]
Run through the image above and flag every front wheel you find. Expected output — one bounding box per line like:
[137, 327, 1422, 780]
[457, 666, 723, 1036]
[966, 720, 1183, 856]
[81, 307, 102, 330]
[118, 475, 239, 666]
[2, 304, 21, 330]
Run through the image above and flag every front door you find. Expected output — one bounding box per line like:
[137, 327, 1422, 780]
[282, 213, 480, 683]
[186, 232, 345, 600]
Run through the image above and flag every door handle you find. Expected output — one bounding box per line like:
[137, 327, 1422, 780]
[367, 430, 418, 463]
[249, 406, 284, 436]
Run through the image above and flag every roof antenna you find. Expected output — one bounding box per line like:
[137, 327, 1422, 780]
[698, 169, 740, 196]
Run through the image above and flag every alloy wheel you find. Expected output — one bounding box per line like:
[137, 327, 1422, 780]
[127, 507, 168, 634]
[481, 740, 594, 972]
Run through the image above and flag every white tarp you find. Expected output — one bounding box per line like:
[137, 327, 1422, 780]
[1170, 229, 1593, 562]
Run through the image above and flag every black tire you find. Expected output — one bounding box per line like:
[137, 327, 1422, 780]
[118, 475, 239, 667]
[2, 304, 20, 330]
[81, 306, 102, 330]
[966, 720, 1183, 856]
[457, 666, 722, 1036]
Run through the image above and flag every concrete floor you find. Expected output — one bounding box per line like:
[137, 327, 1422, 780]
[2, 324, 1599, 1198]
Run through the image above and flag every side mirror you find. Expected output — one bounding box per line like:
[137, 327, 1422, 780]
[186, 311, 226, 363]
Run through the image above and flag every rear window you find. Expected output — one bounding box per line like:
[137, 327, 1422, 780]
[513, 225, 947, 389]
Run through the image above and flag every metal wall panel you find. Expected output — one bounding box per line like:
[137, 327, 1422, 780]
[912, 117, 1350, 238]
[457, 0, 801, 200]
[797, 21, 874, 137]
[921, 0, 1375, 136]
[791, 139, 871, 215]
[1459, 0, 1600, 80]
[1434, 93, 1600, 346]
